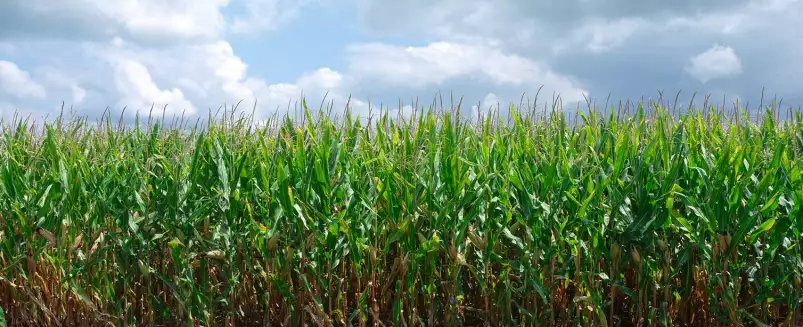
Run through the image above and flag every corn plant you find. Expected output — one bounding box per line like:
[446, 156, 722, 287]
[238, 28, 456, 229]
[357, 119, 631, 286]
[0, 97, 801, 327]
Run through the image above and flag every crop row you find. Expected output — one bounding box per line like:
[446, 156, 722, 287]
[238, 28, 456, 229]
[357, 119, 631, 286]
[0, 99, 802, 326]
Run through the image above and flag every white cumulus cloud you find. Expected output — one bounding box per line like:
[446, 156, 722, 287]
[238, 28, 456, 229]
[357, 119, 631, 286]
[0, 60, 46, 99]
[0, 0, 365, 121]
[92, 39, 352, 119]
[346, 41, 587, 103]
[685, 44, 743, 83]
[110, 57, 196, 116]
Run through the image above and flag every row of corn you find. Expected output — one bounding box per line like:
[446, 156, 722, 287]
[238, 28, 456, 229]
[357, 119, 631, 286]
[0, 99, 801, 326]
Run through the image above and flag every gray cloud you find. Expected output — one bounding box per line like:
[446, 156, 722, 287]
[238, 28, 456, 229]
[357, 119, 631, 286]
[0, 1, 115, 41]
[355, 0, 803, 109]
[357, 0, 754, 45]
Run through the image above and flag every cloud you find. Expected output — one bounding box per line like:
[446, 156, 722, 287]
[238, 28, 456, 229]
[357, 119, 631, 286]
[554, 18, 647, 54]
[109, 57, 197, 116]
[353, 0, 803, 106]
[356, 0, 801, 55]
[71, 85, 87, 104]
[0, 60, 46, 99]
[228, 0, 312, 35]
[0, 0, 361, 123]
[346, 41, 587, 103]
[0, 0, 310, 45]
[0, 0, 232, 45]
[36, 68, 89, 104]
[0, 40, 351, 122]
[356, 0, 754, 41]
[89, 39, 352, 119]
[239, 67, 351, 117]
[469, 92, 500, 118]
[297, 67, 344, 91]
[2, 0, 802, 125]
[685, 44, 743, 83]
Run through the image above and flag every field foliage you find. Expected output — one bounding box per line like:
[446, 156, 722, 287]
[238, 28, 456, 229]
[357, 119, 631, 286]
[0, 97, 802, 326]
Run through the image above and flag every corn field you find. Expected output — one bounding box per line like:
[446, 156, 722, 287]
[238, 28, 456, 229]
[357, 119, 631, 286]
[0, 97, 802, 327]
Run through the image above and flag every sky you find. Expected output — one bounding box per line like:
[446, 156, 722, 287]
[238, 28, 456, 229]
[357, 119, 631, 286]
[0, 0, 801, 122]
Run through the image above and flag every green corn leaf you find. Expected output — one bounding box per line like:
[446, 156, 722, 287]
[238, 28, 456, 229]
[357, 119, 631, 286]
[502, 228, 524, 251]
[748, 218, 777, 245]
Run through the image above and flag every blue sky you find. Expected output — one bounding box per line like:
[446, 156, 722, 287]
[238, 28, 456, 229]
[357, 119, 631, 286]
[1, 0, 802, 122]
